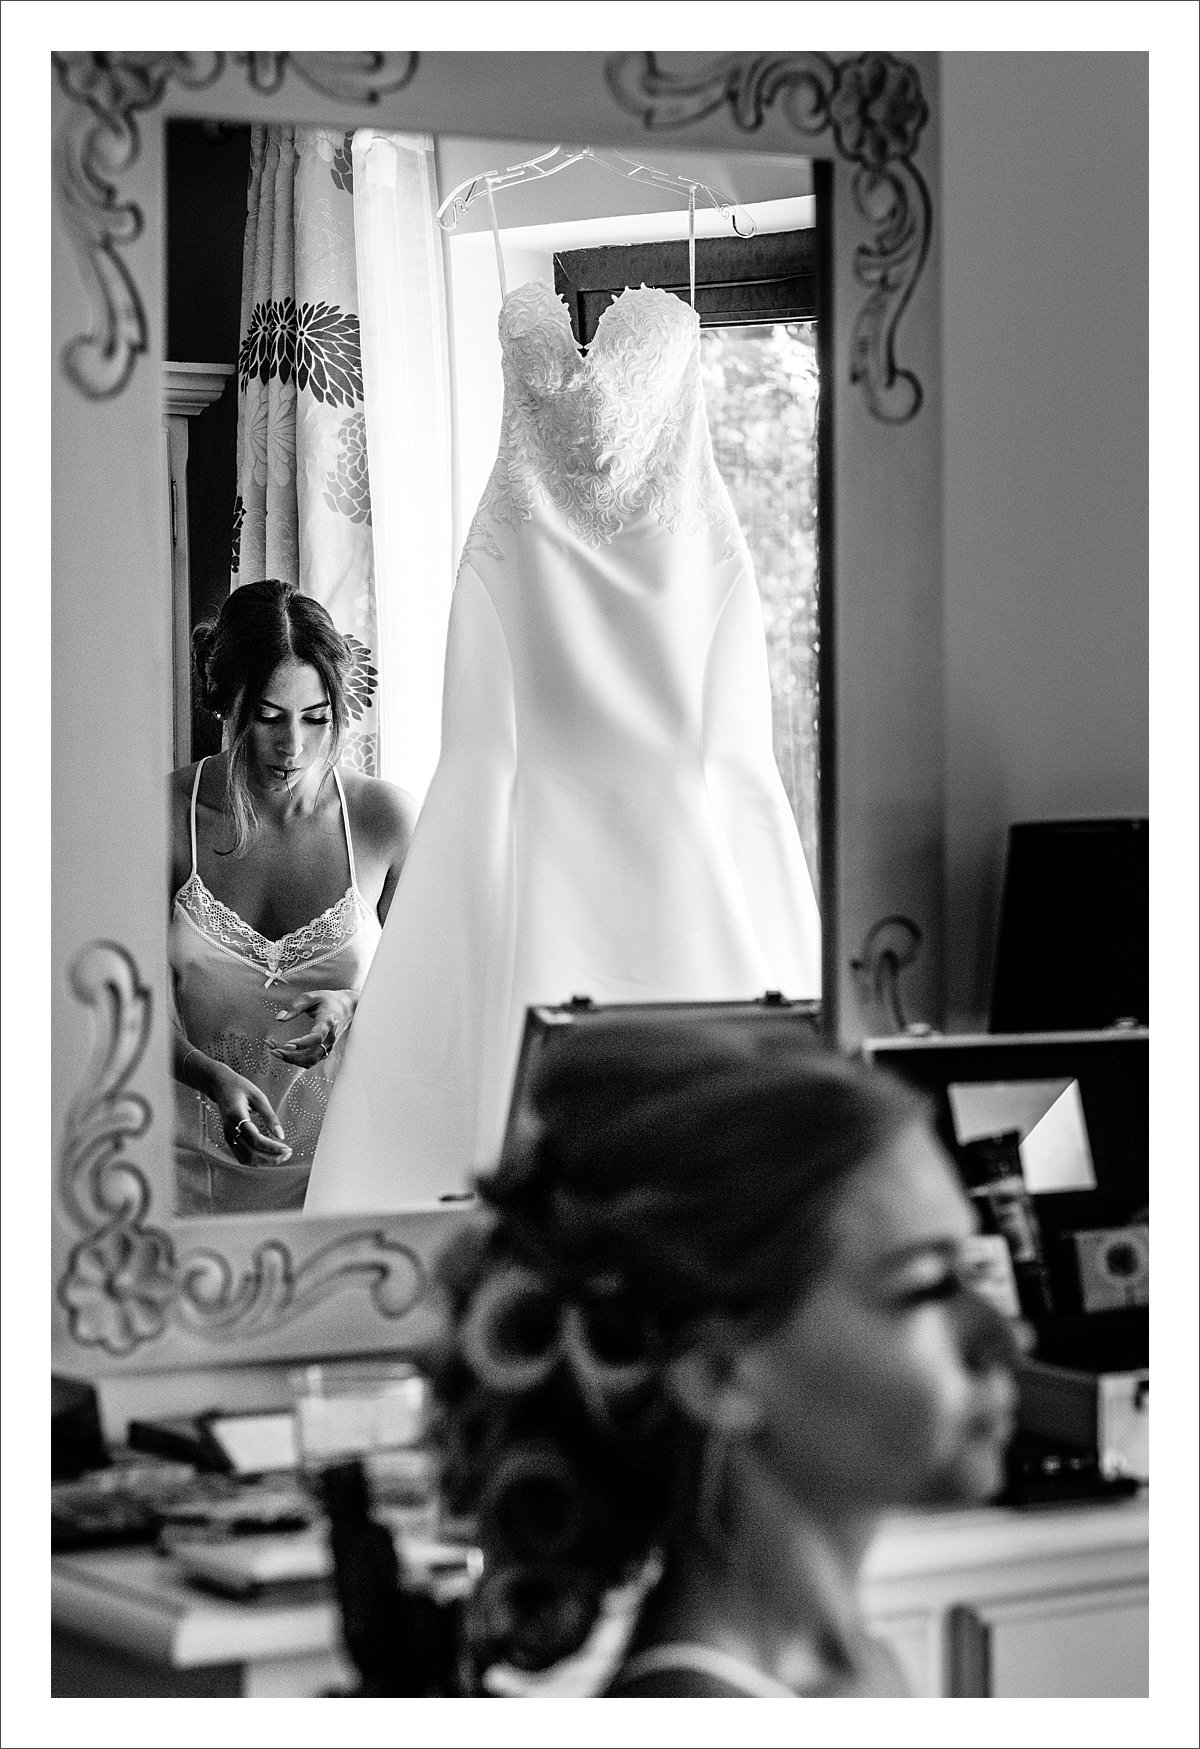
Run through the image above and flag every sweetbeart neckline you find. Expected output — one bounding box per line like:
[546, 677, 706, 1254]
[502, 281, 698, 361]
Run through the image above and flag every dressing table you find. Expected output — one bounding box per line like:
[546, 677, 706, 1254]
[52, 1548, 349, 1699]
[52, 1491, 1149, 1698]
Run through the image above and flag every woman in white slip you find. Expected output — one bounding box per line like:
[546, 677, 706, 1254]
[431, 1018, 1024, 1697]
[169, 579, 416, 1215]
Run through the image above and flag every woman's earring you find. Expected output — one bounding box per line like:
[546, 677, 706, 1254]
[697, 1384, 764, 1559]
[698, 1423, 735, 1557]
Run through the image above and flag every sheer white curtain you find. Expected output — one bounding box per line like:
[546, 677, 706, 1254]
[353, 130, 454, 801]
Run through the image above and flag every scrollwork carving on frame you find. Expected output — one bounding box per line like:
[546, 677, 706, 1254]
[52, 51, 420, 401]
[56, 941, 425, 1357]
[54, 47, 930, 417]
[237, 51, 419, 103]
[606, 52, 932, 423]
[849, 913, 927, 1034]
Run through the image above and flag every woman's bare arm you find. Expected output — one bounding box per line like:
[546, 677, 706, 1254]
[342, 772, 419, 925]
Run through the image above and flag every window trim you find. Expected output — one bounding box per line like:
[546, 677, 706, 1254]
[553, 227, 819, 344]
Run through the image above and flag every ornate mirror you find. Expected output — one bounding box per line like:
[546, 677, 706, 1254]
[51, 51, 944, 1379]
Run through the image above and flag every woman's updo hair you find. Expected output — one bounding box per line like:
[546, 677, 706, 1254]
[432, 1017, 929, 1679]
[192, 579, 353, 854]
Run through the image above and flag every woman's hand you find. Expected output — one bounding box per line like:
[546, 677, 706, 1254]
[208, 1064, 293, 1165]
[265, 989, 358, 1069]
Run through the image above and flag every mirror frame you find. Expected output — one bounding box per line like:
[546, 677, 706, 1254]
[51, 49, 944, 1375]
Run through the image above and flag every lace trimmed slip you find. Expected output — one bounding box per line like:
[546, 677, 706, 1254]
[170, 757, 382, 1215]
[174, 871, 368, 989]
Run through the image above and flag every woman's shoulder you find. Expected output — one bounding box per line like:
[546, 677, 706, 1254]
[168, 760, 202, 831]
[168, 758, 227, 879]
[338, 767, 418, 851]
[169, 759, 199, 798]
[168, 760, 210, 893]
[170, 753, 225, 806]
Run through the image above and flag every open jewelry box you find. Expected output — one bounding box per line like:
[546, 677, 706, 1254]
[497, 991, 824, 1155]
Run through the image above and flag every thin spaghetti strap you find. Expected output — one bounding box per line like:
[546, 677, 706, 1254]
[331, 766, 360, 895]
[189, 757, 207, 877]
[688, 184, 696, 310]
[485, 176, 508, 302]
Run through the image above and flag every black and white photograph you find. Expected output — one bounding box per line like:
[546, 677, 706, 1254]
[3, 3, 1197, 1745]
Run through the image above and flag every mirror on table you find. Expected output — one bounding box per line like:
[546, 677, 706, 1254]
[165, 119, 824, 1223]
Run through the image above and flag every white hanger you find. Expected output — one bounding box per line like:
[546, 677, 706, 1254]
[436, 143, 756, 238]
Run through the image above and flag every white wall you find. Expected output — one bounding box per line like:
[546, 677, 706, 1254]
[434, 136, 811, 234]
[940, 52, 1149, 1027]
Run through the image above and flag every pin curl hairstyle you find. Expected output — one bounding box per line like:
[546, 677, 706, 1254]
[191, 578, 353, 855]
[431, 1016, 929, 1680]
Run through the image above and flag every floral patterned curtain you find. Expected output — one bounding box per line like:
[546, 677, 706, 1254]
[233, 124, 380, 774]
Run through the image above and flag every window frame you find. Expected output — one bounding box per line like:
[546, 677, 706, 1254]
[552, 226, 819, 342]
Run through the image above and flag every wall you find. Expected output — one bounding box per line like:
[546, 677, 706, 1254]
[434, 136, 812, 234]
[165, 122, 248, 364]
[166, 121, 249, 754]
[940, 53, 1149, 1028]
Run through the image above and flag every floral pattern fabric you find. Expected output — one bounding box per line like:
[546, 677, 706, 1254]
[233, 124, 380, 773]
[239, 297, 365, 406]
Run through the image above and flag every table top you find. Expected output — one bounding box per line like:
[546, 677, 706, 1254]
[53, 1492, 1149, 1674]
[52, 1542, 338, 1669]
[863, 1491, 1149, 1581]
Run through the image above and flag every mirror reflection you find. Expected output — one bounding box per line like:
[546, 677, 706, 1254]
[166, 121, 823, 1220]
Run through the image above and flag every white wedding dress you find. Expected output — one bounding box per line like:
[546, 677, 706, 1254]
[305, 282, 820, 1211]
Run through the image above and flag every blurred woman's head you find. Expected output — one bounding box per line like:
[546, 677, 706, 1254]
[722, 1115, 1019, 1517]
[192, 580, 352, 851]
[433, 1018, 1021, 1675]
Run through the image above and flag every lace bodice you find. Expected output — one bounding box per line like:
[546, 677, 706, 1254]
[169, 760, 385, 1212]
[464, 282, 740, 555]
[173, 870, 368, 986]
